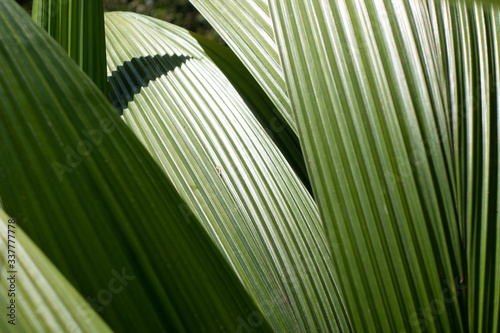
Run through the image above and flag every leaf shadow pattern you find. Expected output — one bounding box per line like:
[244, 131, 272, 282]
[108, 54, 192, 115]
[107, 50, 312, 195]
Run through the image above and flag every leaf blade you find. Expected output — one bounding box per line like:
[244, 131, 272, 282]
[0, 2, 271, 332]
[32, 0, 108, 94]
[105, 12, 351, 332]
[188, 0, 294, 132]
[0, 209, 112, 333]
[268, 0, 470, 331]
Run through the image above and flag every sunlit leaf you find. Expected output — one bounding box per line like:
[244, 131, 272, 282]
[188, 0, 294, 132]
[105, 12, 350, 332]
[268, 0, 476, 331]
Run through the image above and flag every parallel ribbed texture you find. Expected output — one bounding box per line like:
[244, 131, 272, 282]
[127, 16, 312, 194]
[105, 12, 351, 332]
[188, 0, 294, 132]
[0, 210, 112, 333]
[270, 0, 500, 330]
[267, 0, 497, 331]
[32, 0, 107, 94]
[0, 2, 270, 332]
[455, 4, 500, 332]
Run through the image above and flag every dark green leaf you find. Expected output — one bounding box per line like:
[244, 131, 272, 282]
[0, 1, 271, 332]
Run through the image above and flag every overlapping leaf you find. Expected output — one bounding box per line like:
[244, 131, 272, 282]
[2, 0, 498, 331]
[453, 3, 500, 331]
[0, 209, 112, 333]
[268, 0, 478, 331]
[105, 12, 350, 332]
[120, 14, 310, 189]
[0, 1, 271, 332]
[32, 0, 107, 93]
[187, 0, 294, 132]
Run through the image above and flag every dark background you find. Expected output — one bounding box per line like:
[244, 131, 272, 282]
[15, 0, 222, 42]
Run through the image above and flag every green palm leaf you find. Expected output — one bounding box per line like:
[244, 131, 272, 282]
[1, 0, 498, 331]
[268, 0, 478, 331]
[104, 12, 349, 332]
[455, 4, 500, 331]
[0, 1, 271, 331]
[32, 0, 108, 94]
[187, 0, 293, 132]
[0, 209, 112, 333]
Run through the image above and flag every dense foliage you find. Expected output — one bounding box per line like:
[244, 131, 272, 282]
[1, 0, 499, 332]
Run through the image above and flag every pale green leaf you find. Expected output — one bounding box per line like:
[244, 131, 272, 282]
[105, 12, 350, 332]
[187, 0, 294, 132]
[111, 13, 310, 190]
[268, 0, 473, 331]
